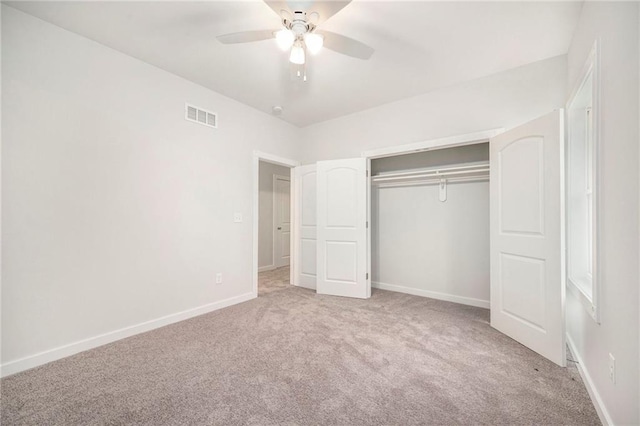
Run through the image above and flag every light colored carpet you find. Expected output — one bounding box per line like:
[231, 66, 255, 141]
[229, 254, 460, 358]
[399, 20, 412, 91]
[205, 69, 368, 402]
[258, 266, 291, 295]
[2, 268, 599, 425]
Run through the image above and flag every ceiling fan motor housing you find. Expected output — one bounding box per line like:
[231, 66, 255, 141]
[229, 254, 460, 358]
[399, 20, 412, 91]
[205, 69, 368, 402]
[292, 22, 307, 36]
[287, 11, 315, 37]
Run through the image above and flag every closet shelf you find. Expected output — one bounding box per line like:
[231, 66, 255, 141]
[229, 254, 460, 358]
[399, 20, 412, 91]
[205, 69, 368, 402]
[371, 161, 489, 187]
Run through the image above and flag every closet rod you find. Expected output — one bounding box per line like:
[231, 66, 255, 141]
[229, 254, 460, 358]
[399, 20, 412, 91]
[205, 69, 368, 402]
[372, 167, 489, 183]
[371, 161, 489, 180]
[373, 175, 489, 188]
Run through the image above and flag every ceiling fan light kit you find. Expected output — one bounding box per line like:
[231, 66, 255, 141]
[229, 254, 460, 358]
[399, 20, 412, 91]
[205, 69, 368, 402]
[289, 42, 306, 65]
[277, 28, 323, 65]
[277, 10, 322, 65]
[275, 28, 295, 50]
[304, 33, 323, 55]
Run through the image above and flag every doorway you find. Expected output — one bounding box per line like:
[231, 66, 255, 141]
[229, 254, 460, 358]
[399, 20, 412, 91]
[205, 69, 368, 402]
[252, 151, 299, 297]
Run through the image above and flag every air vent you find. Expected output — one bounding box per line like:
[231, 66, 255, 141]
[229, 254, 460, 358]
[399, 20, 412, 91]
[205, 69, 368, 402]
[185, 103, 217, 128]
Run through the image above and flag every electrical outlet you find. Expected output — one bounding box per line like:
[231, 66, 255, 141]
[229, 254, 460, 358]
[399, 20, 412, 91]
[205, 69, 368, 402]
[609, 353, 615, 384]
[216, 273, 223, 284]
[233, 213, 242, 223]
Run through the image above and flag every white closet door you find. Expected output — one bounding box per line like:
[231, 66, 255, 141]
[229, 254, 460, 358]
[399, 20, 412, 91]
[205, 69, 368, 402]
[316, 158, 370, 299]
[490, 110, 565, 366]
[293, 164, 317, 290]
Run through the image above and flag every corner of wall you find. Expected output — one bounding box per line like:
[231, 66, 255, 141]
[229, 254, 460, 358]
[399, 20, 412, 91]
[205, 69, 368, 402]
[565, 2, 640, 424]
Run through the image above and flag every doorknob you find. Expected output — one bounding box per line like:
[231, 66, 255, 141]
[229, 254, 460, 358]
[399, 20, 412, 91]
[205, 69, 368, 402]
[277, 227, 282, 230]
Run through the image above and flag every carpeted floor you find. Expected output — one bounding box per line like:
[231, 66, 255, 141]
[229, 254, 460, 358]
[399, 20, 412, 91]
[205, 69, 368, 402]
[258, 266, 292, 295]
[2, 267, 599, 425]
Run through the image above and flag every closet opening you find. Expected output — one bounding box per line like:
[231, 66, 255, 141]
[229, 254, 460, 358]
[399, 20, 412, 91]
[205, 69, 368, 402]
[370, 143, 491, 309]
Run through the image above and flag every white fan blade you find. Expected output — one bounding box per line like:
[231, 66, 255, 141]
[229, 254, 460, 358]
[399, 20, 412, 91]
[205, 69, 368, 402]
[308, 11, 320, 24]
[306, 1, 351, 24]
[280, 8, 293, 22]
[264, 1, 351, 25]
[263, 1, 291, 19]
[217, 30, 277, 44]
[316, 30, 374, 60]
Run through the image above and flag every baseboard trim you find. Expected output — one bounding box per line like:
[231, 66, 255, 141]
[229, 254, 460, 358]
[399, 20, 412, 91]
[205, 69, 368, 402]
[1, 292, 256, 378]
[258, 265, 277, 272]
[566, 333, 613, 426]
[372, 281, 489, 309]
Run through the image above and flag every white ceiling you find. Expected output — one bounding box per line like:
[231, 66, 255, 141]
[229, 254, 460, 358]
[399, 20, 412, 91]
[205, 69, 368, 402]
[6, 1, 582, 127]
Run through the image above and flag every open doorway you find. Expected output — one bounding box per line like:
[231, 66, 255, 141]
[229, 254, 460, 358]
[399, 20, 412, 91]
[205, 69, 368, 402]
[258, 161, 291, 295]
[252, 151, 299, 298]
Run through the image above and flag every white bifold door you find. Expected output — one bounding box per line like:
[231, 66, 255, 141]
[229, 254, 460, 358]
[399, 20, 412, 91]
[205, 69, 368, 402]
[316, 158, 370, 299]
[293, 158, 370, 298]
[293, 164, 318, 290]
[490, 110, 565, 366]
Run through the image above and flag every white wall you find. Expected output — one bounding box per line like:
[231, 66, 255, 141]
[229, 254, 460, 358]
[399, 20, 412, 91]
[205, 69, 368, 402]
[565, 3, 639, 425]
[258, 161, 290, 269]
[299, 55, 567, 163]
[372, 182, 489, 307]
[1, 6, 298, 373]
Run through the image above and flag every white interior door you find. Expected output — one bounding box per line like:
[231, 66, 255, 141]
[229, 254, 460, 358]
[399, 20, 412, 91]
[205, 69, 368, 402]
[316, 158, 370, 299]
[273, 175, 291, 268]
[293, 165, 317, 290]
[490, 110, 565, 366]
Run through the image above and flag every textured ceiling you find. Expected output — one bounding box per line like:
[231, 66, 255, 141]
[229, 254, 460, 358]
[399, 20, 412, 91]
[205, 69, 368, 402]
[6, 1, 583, 127]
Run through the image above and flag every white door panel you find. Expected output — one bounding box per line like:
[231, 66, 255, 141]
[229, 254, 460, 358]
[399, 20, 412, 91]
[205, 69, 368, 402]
[293, 165, 317, 289]
[490, 110, 565, 366]
[499, 137, 545, 235]
[317, 158, 370, 299]
[274, 175, 290, 268]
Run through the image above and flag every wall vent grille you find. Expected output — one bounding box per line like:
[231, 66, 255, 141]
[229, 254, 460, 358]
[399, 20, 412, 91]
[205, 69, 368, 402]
[185, 103, 217, 128]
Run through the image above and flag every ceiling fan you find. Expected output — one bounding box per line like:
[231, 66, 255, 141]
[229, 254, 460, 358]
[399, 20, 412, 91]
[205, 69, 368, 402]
[217, 1, 374, 74]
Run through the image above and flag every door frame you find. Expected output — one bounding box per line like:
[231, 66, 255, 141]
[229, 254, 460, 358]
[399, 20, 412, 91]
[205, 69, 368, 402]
[361, 129, 504, 160]
[252, 151, 299, 298]
[273, 174, 291, 268]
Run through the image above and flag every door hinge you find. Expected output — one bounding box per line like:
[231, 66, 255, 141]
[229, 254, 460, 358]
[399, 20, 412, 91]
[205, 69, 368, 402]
[366, 273, 369, 280]
[366, 221, 369, 228]
[366, 170, 369, 177]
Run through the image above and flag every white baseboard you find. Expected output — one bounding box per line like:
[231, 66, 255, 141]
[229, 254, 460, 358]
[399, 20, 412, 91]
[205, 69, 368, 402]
[372, 281, 489, 309]
[1, 292, 256, 378]
[566, 333, 613, 426]
[258, 265, 277, 272]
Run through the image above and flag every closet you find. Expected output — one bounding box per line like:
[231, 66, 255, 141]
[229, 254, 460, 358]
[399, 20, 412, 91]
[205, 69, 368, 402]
[370, 144, 491, 308]
[291, 110, 565, 367]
